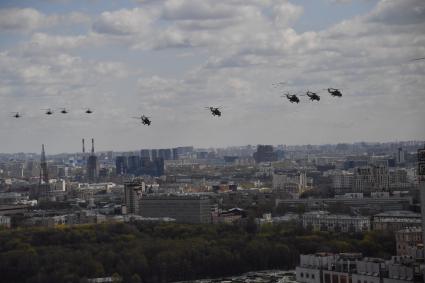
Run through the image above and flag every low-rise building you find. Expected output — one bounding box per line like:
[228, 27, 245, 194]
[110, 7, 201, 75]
[373, 211, 421, 232]
[303, 211, 370, 233]
[395, 228, 422, 256]
[296, 253, 423, 283]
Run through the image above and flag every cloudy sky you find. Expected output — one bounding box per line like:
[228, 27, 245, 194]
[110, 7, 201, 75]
[0, 0, 424, 153]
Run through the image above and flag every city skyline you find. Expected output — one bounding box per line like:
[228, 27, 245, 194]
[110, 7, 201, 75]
[0, 139, 423, 156]
[1, 0, 424, 153]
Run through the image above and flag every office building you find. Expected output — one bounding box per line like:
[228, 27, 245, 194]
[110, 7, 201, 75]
[140, 149, 151, 160]
[127, 155, 140, 174]
[253, 145, 277, 163]
[158, 149, 172, 160]
[124, 179, 145, 214]
[115, 156, 127, 175]
[273, 171, 308, 198]
[140, 195, 212, 223]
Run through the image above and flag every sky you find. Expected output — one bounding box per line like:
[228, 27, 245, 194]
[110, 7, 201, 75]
[0, 0, 424, 154]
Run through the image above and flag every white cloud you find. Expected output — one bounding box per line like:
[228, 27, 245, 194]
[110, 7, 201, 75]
[1, 0, 425, 152]
[0, 8, 90, 32]
[93, 8, 157, 35]
[0, 8, 52, 32]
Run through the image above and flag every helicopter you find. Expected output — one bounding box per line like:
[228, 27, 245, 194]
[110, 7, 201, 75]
[43, 108, 54, 115]
[84, 108, 93, 114]
[327, 88, 342, 97]
[11, 112, 22, 118]
[271, 82, 287, 88]
[59, 108, 68, 114]
[132, 115, 151, 126]
[303, 91, 320, 101]
[206, 107, 221, 117]
[282, 93, 300, 103]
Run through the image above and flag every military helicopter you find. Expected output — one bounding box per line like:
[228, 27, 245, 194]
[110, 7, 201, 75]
[84, 108, 93, 114]
[206, 107, 221, 117]
[271, 82, 287, 88]
[132, 115, 151, 126]
[43, 108, 54, 115]
[59, 108, 68, 114]
[303, 91, 320, 101]
[11, 112, 22, 118]
[327, 88, 342, 97]
[282, 93, 300, 103]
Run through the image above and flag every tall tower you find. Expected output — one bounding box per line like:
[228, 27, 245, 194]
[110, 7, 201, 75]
[39, 144, 49, 184]
[34, 144, 51, 200]
[86, 138, 99, 182]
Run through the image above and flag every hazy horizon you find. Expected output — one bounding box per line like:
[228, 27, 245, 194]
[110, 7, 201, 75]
[1, 139, 424, 156]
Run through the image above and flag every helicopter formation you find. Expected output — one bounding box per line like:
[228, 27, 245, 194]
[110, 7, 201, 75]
[281, 88, 343, 104]
[8, 87, 343, 126]
[12, 108, 94, 118]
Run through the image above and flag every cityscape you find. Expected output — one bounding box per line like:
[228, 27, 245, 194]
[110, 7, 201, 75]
[1, 140, 425, 282]
[1, 0, 425, 282]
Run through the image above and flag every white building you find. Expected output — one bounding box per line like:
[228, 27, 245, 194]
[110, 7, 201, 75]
[272, 171, 308, 198]
[331, 171, 354, 194]
[296, 253, 422, 283]
[302, 211, 370, 233]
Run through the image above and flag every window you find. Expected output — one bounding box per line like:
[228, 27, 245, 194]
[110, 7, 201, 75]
[301, 273, 304, 278]
[325, 274, 331, 283]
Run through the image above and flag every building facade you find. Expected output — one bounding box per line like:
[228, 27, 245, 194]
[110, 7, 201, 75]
[302, 211, 370, 233]
[140, 195, 212, 224]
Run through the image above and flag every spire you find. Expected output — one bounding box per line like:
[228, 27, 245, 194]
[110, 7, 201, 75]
[41, 144, 46, 162]
[82, 138, 85, 154]
[91, 138, 95, 154]
[39, 144, 48, 184]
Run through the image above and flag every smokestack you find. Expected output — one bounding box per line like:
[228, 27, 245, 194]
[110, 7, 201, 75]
[91, 138, 95, 154]
[82, 138, 85, 154]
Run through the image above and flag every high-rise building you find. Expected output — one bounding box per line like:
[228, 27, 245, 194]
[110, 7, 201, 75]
[397, 147, 406, 165]
[86, 138, 99, 182]
[115, 156, 128, 175]
[140, 149, 151, 160]
[418, 145, 425, 249]
[253, 145, 277, 163]
[158, 149, 172, 160]
[39, 144, 48, 185]
[124, 179, 145, 214]
[127, 155, 141, 174]
[151, 149, 158, 160]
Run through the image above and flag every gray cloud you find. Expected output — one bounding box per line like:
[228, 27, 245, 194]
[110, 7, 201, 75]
[1, 0, 424, 152]
[367, 0, 425, 25]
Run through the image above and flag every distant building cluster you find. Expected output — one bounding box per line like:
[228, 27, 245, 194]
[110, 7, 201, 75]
[0, 140, 423, 235]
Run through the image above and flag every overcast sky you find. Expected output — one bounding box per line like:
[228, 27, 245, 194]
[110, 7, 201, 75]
[0, 0, 424, 154]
